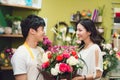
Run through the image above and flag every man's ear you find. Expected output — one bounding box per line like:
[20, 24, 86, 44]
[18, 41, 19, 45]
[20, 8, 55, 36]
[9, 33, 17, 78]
[29, 28, 36, 34]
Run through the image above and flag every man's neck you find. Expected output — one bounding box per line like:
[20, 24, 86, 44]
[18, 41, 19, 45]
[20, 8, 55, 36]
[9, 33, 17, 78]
[25, 37, 38, 48]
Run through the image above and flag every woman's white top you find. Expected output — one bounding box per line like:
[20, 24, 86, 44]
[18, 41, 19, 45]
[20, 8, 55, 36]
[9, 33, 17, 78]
[78, 44, 103, 80]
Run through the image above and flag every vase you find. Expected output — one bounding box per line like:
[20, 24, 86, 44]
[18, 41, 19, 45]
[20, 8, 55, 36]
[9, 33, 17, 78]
[101, 70, 110, 80]
[102, 70, 109, 77]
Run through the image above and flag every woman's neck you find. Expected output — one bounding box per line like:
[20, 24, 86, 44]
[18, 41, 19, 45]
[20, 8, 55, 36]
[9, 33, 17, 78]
[84, 39, 93, 49]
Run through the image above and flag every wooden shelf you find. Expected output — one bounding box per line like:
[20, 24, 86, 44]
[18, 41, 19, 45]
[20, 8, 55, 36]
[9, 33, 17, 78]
[0, 3, 40, 10]
[70, 20, 77, 23]
[112, 2, 120, 4]
[0, 66, 12, 70]
[0, 34, 23, 38]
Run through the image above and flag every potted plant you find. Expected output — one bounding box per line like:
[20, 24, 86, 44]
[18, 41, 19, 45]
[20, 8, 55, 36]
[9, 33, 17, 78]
[97, 5, 105, 22]
[5, 14, 22, 34]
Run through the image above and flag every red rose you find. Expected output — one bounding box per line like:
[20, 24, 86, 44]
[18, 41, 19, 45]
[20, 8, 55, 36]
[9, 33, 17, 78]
[74, 55, 79, 59]
[48, 53, 52, 59]
[71, 50, 77, 56]
[56, 55, 63, 61]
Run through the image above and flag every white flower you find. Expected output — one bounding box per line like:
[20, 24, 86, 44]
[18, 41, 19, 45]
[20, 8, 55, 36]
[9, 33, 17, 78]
[113, 47, 118, 52]
[76, 40, 81, 44]
[67, 56, 79, 66]
[65, 36, 71, 42]
[105, 44, 112, 50]
[54, 63, 60, 73]
[41, 53, 49, 63]
[101, 51, 106, 56]
[109, 50, 113, 55]
[60, 27, 67, 33]
[51, 68, 59, 76]
[51, 63, 60, 75]
[101, 43, 106, 49]
[51, 28, 57, 34]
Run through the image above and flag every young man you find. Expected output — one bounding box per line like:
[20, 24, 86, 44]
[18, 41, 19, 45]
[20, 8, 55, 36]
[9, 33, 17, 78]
[11, 14, 45, 80]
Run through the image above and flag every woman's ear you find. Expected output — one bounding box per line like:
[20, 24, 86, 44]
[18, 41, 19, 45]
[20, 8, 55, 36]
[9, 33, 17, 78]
[88, 32, 91, 35]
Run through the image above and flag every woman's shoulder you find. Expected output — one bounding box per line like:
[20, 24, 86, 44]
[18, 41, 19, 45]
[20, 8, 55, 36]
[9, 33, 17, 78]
[91, 44, 99, 48]
[90, 44, 101, 51]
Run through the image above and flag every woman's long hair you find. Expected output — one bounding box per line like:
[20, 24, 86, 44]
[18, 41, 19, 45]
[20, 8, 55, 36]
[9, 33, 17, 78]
[76, 19, 105, 50]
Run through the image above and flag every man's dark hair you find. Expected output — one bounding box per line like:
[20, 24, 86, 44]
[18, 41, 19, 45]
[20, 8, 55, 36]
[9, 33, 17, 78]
[20, 14, 45, 38]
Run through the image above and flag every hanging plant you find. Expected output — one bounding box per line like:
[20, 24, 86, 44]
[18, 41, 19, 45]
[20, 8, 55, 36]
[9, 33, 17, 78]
[98, 5, 105, 16]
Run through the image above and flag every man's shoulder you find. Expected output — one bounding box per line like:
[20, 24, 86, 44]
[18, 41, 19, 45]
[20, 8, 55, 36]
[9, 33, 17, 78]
[13, 45, 28, 57]
[37, 46, 45, 52]
[16, 45, 27, 52]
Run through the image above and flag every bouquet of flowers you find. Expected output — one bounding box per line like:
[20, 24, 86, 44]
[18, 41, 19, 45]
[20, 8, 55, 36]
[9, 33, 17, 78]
[101, 43, 120, 77]
[0, 48, 14, 67]
[37, 45, 85, 80]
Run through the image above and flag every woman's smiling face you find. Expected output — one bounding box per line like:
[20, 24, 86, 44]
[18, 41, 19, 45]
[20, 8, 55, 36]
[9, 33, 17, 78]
[76, 23, 90, 41]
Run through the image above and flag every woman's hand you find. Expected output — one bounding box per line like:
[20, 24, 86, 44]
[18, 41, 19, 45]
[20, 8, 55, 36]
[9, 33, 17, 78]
[72, 77, 79, 80]
[72, 76, 84, 80]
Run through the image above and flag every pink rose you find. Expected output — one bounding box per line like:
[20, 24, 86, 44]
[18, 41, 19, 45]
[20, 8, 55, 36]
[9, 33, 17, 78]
[42, 61, 50, 69]
[67, 65, 72, 72]
[62, 52, 70, 58]
[59, 63, 72, 73]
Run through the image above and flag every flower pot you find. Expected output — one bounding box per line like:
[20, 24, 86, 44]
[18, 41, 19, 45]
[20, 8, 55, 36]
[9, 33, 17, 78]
[12, 21, 21, 34]
[97, 16, 102, 22]
[4, 27, 12, 34]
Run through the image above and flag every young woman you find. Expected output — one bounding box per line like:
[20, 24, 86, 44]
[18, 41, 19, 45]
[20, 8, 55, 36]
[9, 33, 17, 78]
[72, 19, 104, 80]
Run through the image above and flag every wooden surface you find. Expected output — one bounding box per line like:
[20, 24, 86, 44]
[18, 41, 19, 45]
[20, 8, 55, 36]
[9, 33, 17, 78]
[0, 34, 23, 38]
[0, 66, 12, 70]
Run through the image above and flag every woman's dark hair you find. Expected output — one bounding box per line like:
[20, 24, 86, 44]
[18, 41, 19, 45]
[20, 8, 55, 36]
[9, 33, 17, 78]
[77, 18, 105, 49]
[20, 14, 45, 38]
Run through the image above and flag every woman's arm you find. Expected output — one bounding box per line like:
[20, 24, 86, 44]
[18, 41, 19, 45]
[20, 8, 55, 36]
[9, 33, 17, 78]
[72, 48, 103, 80]
[94, 49, 102, 79]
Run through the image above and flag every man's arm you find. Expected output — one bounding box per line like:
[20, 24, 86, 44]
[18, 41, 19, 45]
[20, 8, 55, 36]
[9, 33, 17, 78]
[15, 74, 27, 80]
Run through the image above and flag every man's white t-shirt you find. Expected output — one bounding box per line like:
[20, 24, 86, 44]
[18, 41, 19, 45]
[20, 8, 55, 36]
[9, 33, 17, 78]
[11, 45, 44, 80]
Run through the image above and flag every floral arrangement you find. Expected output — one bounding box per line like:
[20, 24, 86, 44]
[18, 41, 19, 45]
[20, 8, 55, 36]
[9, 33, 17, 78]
[0, 48, 14, 67]
[39, 36, 52, 51]
[101, 43, 120, 77]
[51, 24, 77, 46]
[37, 45, 85, 80]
